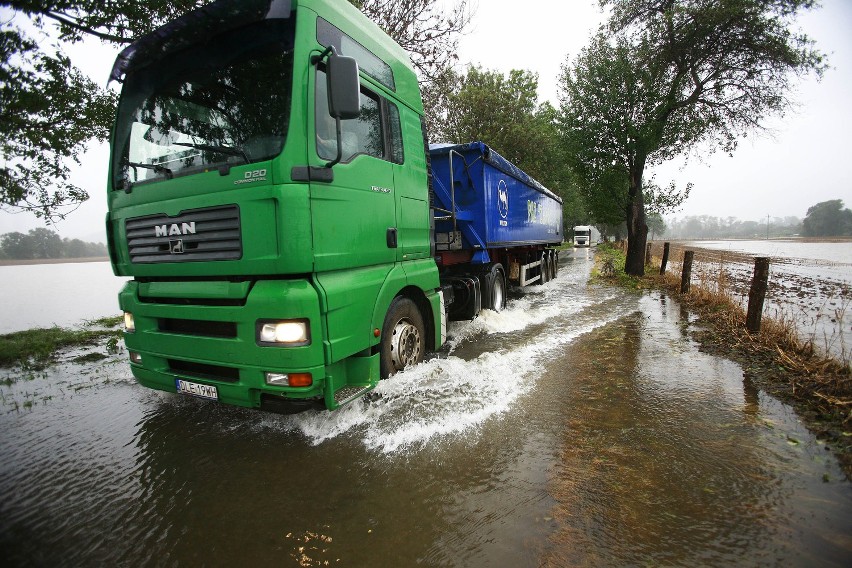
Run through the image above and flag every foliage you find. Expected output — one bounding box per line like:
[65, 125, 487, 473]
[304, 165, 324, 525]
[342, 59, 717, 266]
[1, 0, 472, 222]
[0, 1, 206, 222]
[0, 26, 115, 221]
[348, 0, 472, 136]
[559, 0, 826, 276]
[802, 200, 852, 237]
[0, 229, 106, 259]
[435, 65, 586, 226]
[348, 0, 470, 84]
[666, 214, 803, 239]
[593, 242, 644, 288]
[646, 212, 666, 239]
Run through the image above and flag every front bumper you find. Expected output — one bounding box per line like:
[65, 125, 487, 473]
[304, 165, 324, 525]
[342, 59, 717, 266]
[120, 278, 328, 410]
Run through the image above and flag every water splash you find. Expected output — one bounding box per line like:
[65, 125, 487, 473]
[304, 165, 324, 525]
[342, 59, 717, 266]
[272, 259, 628, 452]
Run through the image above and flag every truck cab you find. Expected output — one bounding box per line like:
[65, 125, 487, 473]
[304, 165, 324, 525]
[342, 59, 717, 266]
[108, 0, 443, 412]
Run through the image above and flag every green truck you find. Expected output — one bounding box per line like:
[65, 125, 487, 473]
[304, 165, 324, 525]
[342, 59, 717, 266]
[108, 0, 563, 413]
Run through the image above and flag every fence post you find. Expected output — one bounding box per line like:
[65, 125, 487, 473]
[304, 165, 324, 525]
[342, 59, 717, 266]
[645, 243, 652, 266]
[746, 257, 770, 333]
[680, 250, 694, 293]
[660, 242, 670, 275]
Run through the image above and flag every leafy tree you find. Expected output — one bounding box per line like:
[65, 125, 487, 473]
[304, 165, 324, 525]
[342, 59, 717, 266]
[436, 65, 586, 226]
[802, 200, 852, 237]
[666, 215, 802, 238]
[63, 238, 88, 259]
[646, 212, 666, 240]
[439, 68, 555, 179]
[559, 0, 825, 275]
[0, 231, 33, 259]
[27, 227, 63, 258]
[1, 1, 205, 222]
[0, 229, 106, 259]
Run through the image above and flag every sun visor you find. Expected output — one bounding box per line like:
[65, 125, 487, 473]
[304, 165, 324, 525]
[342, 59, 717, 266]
[109, 0, 292, 83]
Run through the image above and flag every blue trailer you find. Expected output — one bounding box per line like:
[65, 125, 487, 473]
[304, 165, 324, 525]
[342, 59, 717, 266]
[429, 142, 563, 318]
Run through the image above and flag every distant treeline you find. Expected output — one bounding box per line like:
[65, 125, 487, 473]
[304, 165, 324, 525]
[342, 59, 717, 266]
[664, 215, 803, 240]
[0, 228, 107, 260]
[664, 200, 852, 239]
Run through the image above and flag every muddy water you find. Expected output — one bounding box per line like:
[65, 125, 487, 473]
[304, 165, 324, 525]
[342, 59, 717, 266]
[1, 249, 851, 566]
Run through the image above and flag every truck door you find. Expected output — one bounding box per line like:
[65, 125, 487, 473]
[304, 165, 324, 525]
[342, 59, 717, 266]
[310, 67, 396, 272]
[389, 103, 431, 261]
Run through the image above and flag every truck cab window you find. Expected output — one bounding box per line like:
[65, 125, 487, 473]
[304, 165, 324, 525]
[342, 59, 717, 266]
[316, 68, 383, 162]
[112, 19, 295, 189]
[387, 101, 404, 164]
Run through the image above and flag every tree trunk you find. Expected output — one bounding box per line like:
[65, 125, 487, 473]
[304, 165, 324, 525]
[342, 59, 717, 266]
[624, 163, 648, 276]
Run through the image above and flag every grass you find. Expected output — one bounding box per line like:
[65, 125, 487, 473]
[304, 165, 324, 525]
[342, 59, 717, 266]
[0, 324, 122, 369]
[593, 242, 852, 477]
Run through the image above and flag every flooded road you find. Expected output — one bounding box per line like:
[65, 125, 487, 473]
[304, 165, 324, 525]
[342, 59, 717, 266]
[2, 249, 851, 566]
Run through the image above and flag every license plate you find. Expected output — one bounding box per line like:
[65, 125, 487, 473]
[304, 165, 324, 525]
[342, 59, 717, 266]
[175, 379, 218, 400]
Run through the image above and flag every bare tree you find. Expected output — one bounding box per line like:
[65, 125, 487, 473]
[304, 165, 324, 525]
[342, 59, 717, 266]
[350, 0, 473, 136]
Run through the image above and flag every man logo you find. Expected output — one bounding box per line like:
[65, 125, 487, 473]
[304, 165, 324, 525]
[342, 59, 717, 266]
[155, 222, 196, 237]
[169, 239, 185, 254]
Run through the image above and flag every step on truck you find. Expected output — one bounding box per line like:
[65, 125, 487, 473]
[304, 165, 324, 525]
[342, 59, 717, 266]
[107, 0, 563, 413]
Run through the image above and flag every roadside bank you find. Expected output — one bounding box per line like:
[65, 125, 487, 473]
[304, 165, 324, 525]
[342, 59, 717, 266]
[593, 243, 852, 478]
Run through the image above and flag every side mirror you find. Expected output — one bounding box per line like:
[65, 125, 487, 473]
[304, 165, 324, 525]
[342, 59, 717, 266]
[327, 54, 360, 120]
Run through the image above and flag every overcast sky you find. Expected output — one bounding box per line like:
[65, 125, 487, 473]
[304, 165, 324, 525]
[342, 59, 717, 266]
[1, 0, 850, 242]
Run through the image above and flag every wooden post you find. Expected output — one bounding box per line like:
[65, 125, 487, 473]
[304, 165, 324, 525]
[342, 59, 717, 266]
[645, 243, 652, 266]
[680, 250, 694, 293]
[659, 242, 670, 275]
[746, 257, 770, 333]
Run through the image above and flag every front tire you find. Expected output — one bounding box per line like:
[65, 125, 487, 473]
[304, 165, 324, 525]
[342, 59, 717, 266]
[380, 297, 426, 380]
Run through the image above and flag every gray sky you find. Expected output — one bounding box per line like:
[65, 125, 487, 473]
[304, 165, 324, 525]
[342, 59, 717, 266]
[1, 0, 850, 242]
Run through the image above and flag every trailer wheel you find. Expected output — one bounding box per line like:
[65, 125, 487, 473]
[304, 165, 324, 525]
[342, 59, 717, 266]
[540, 252, 550, 284]
[550, 251, 559, 279]
[482, 263, 507, 312]
[380, 297, 425, 380]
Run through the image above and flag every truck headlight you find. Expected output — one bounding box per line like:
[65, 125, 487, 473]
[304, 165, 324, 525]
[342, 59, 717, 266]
[257, 320, 310, 346]
[124, 312, 135, 333]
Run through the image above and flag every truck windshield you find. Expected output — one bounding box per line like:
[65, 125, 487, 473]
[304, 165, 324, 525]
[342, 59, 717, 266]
[112, 19, 295, 189]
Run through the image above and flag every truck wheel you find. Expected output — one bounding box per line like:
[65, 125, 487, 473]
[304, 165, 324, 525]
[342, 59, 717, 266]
[550, 251, 559, 278]
[380, 297, 425, 380]
[483, 263, 507, 312]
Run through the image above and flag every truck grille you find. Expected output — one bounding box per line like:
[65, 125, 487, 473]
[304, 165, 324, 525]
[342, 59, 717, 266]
[126, 205, 242, 263]
[168, 359, 240, 383]
[159, 318, 237, 338]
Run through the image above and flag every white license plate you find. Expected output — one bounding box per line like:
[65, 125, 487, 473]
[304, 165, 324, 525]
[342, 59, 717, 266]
[175, 379, 218, 400]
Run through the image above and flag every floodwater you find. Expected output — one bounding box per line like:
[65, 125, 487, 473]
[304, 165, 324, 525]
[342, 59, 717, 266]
[669, 240, 851, 361]
[0, 261, 127, 334]
[1, 249, 851, 566]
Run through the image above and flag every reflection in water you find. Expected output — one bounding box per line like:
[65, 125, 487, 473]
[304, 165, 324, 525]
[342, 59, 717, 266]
[1, 251, 851, 567]
[544, 294, 852, 567]
[0, 261, 128, 333]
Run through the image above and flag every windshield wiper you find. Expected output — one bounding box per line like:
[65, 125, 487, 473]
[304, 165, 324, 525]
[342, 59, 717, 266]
[122, 160, 174, 193]
[129, 161, 174, 176]
[173, 142, 249, 163]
